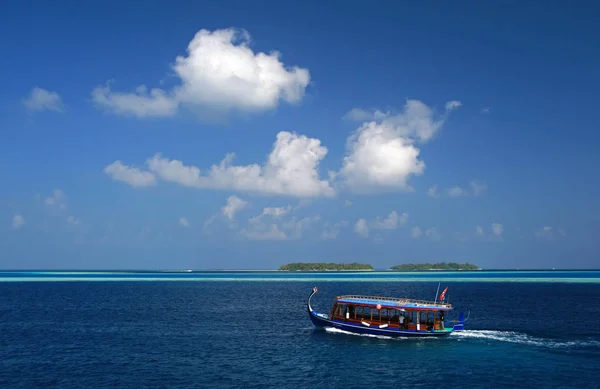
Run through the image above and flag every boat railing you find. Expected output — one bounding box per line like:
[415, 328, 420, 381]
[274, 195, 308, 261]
[336, 294, 452, 308]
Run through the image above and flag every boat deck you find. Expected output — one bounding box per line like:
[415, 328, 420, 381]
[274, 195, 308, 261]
[336, 294, 453, 310]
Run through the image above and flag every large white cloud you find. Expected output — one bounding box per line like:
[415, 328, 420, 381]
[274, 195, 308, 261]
[106, 131, 334, 197]
[92, 28, 310, 117]
[103, 99, 460, 197]
[340, 99, 459, 192]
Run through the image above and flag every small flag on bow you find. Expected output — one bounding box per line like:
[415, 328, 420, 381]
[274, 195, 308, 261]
[439, 287, 448, 301]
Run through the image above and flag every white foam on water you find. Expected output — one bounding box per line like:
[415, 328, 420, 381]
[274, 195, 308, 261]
[322, 328, 599, 349]
[451, 330, 600, 349]
[323, 327, 437, 341]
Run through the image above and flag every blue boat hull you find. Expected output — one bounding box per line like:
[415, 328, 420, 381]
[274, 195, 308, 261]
[307, 289, 465, 338]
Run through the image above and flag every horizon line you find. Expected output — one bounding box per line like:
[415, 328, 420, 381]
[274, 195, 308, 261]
[1, 268, 599, 272]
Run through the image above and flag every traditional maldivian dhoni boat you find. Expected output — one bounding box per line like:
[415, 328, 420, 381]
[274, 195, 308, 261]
[307, 286, 468, 337]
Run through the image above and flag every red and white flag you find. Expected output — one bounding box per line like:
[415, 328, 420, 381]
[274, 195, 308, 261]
[439, 287, 448, 301]
[313, 287, 318, 293]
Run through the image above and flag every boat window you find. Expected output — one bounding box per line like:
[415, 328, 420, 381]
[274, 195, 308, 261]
[433, 311, 443, 330]
[348, 305, 355, 318]
[381, 308, 389, 321]
[330, 303, 338, 317]
[343, 304, 354, 319]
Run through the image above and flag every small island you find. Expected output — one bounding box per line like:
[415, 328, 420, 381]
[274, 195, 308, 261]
[390, 262, 480, 271]
[279, 262, 374, 271]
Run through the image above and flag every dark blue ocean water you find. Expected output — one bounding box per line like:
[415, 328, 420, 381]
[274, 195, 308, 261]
[1, 279, 599, 388]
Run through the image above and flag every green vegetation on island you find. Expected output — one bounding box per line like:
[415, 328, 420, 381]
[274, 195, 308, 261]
[279, 262, 374, 271]
[390, 262, 480, 271]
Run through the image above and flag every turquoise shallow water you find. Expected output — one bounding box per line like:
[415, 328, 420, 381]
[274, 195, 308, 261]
[1, 270, 600, 282]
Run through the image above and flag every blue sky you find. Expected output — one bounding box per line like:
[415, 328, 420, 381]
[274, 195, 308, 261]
[1, 0, 600, 269]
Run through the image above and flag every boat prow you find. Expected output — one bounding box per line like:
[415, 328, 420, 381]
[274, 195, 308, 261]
[307, 287, 467, 338]
[307, 287, 331, 327]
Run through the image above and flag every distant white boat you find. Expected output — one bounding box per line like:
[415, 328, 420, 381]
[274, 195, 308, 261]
[160, 269, 193, 273]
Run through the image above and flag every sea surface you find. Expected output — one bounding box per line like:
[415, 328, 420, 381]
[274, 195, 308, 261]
[1, 271, 599, 388]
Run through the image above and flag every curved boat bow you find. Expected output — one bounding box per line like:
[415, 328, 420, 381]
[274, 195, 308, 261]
[307, 287, 330, 327]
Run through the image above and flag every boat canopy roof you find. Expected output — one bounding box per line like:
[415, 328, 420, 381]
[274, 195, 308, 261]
[335, 294, 453, 311]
